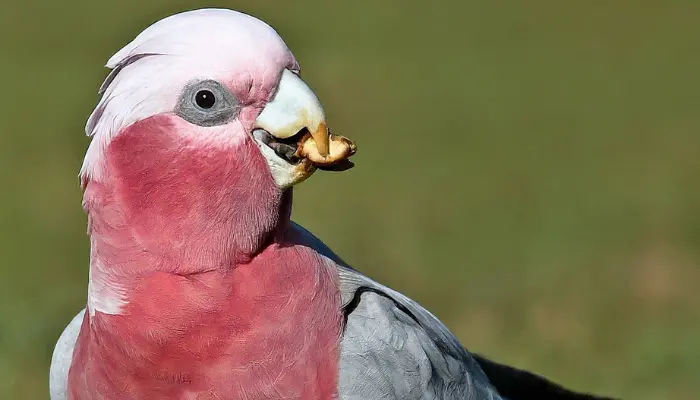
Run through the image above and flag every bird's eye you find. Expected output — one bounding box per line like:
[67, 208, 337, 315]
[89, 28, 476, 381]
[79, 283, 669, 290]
[195, 90, 216, 109]
[175, 80, 239, 127]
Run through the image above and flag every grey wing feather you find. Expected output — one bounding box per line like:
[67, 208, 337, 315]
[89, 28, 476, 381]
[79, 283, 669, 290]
[290, 222, 503, 400]
[50, 308, 85, 400]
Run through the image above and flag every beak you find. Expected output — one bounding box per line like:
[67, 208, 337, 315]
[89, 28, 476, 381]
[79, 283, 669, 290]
[255, 69, 330, 156]
[253, 69, 356, 188]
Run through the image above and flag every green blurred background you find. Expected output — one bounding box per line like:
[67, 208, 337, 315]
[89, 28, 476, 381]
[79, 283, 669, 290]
[1, 0, 698, 399]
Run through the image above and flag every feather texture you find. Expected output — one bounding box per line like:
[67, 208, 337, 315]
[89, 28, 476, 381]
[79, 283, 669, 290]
[53, 222, 615, 399]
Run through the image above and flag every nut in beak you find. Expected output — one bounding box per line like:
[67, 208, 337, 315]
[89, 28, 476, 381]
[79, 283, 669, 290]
[253, 69, 358, 186]
[298, 131, 357, 170]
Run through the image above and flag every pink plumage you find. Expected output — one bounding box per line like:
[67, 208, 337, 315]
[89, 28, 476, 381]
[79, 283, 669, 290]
[67, 9, 344, 399]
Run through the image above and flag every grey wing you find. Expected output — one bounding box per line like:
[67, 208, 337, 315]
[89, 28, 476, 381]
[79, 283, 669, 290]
[337, 267, 503, 400]
[290, 223, 503, 400]
[49, 308, 85, 400]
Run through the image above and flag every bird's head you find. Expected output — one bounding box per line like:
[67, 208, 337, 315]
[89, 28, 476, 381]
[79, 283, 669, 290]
[80, 9, 356, 263]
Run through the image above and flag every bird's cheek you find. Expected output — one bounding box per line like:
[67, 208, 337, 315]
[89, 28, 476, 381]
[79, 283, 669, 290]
[238, 106, 265, 135]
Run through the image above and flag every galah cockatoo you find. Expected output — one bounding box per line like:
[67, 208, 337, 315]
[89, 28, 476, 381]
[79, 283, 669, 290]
[49, 9, 615, 400]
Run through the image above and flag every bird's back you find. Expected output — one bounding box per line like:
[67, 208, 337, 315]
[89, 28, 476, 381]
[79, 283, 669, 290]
[289, 222, 504, 400]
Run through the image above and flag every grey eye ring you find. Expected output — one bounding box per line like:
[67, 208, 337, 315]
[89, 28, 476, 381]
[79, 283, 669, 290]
[175, 80, 239, 127]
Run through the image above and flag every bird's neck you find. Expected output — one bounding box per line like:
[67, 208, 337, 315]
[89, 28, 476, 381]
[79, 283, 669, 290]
[69, 230, 343, 399]
[81, 122, 294, 314]
[83, 177, 291, 315]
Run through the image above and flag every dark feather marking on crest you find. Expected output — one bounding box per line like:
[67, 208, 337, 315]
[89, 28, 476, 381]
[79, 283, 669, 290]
[98, 53, 159, 95]
[85, 96, 109, 137]
[85, 53, 160, 137]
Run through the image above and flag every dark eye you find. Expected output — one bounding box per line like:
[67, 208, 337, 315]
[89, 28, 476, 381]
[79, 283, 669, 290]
[195, 90, 216, 109]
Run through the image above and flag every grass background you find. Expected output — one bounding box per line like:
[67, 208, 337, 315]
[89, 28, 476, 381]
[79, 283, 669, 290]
[1, 1, 699, 398]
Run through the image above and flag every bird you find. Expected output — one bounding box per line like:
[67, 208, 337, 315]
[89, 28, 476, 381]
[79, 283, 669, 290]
[49, 8, 616, 400]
